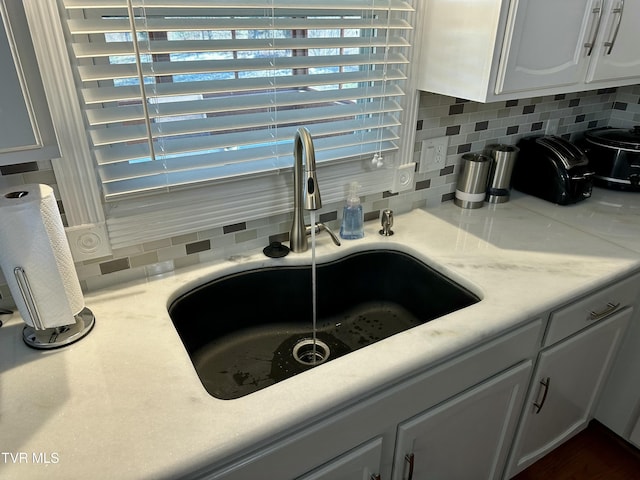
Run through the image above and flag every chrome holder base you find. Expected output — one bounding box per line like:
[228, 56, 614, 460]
[22, 307, 95, 350]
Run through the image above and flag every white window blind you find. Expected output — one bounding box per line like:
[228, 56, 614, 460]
[59, 0, 414, 202]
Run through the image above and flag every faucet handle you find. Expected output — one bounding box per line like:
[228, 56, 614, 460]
[307, 222, 341, 246]
[379, 209, 394, 236]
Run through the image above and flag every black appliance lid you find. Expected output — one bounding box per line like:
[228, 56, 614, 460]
[585, 126, 640, 151]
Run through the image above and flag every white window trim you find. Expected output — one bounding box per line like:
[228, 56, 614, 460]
[23, 0, 111, 261]
[23, 0, 420, 257]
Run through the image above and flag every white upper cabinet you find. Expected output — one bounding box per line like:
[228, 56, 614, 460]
[417, 0, 640, 102]
[496, 0, 595, 95]
[586, 0, 640, 82]
[0, 1, 58, 166]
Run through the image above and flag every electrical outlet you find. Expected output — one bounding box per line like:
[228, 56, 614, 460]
[392, 163, 416, 193]
[419, 136, 449, 173]
[66, 223, 112, 262]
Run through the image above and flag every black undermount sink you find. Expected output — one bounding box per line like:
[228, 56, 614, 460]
[168, 249, 480, 400]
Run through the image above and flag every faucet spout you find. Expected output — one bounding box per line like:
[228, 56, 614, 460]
[290, 127, 322, 253]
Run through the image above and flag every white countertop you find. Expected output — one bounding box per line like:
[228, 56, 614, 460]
[512, 188, 640, 254]
[1, 188, 640, 479]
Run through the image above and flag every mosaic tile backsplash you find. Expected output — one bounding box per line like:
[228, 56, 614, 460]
[1, 85, 640, 305]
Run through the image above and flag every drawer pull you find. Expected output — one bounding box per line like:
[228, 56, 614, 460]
[533, 377, 551, 414]
[404, 453, 415, 480]
[589, 302, 620, 321]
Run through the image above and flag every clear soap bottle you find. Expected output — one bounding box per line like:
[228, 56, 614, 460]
[340, 182, 364, 239]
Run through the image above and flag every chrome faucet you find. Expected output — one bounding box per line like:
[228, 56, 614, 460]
[289, 127, 340, 253]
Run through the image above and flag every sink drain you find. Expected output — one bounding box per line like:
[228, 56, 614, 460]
[293, 338, 330, 366]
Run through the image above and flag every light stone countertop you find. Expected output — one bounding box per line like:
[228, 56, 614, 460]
[512, 187, 640, 254]
[1, 190, 640, 479]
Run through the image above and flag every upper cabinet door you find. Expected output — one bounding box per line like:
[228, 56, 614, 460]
[586, 0, 640, 83]
[0, 1, 58, 166]
[0, 11, 38, 154]
[495, 0, 597, 95]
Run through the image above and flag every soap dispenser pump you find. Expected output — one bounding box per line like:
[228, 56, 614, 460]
[340, 182, 364, 239]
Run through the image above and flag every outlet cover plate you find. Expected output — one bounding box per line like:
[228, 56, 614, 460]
[419, 136, 449, 173]
[66, 223, 112, 262]
[392, 163, 416, 193]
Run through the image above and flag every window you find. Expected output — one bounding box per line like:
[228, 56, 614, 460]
[60, 0, 414, 201]
[21, 0, 415, 251]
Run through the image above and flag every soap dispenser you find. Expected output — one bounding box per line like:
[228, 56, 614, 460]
[340, 182, 364, 239]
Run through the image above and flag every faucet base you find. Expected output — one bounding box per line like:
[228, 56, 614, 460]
[263, 241, 290, 258]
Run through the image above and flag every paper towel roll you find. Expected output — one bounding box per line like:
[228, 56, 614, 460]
[0, 184, 84, 329]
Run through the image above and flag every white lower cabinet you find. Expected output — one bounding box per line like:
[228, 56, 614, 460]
[392, 361, 532, 480]
[505, 307, 633, 477]
[297, 437, 383, 480]
[200, 321, 541, 480]
[197, 271, 639, 480]
[191, 265, 640, 480]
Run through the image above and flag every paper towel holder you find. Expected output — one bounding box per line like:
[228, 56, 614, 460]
[14, 266, 95, 350]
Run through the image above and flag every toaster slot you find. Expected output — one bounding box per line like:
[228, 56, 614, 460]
[536, 136, 588, 170]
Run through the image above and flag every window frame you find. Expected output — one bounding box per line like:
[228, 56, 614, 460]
[23, 0, 419, 258]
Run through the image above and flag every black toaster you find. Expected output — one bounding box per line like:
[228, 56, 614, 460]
[512, 135, 594, 205]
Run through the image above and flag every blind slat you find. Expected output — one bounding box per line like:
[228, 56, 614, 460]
[73, 36, 410, 58]
[68, 17, 412, 35]
[101, 139, 400, 200]
[95, 114, 401, 166]
[64, 0, 414, 11]
[77, 53, 409, 82]
[99, 129, 400, 184]
[82, 68, 407, 104]
[90, 99, 402, 146]
[86, 85, 404, 126]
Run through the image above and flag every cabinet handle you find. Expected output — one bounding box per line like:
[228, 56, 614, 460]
[604, 0, 624, 54]
[589, 302, 620, 321]
[584, 2, 603, 56]
[370, 475, 381, 480]
[533, 377, 551, 414]
[404, 453, 415, 480]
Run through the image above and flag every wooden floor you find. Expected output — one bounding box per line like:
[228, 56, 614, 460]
[512, 421, 640, 480]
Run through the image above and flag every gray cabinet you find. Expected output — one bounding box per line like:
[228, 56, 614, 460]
[296, 438, 383, 480]
[506, 273, 639, 478]
[507, 309, 631, 477]
[0, 1, 58, 166]
[595, 288, 640, 445]
[200, 321, 542, 480]
[392, 361, 532, 480]
[416, 0, 640, 102]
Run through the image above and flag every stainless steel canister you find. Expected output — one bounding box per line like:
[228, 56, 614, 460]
[485, 144, 519, 204]
[454, 153, 491, 209]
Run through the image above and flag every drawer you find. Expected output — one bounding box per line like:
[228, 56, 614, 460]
[544, 273, 640, 347]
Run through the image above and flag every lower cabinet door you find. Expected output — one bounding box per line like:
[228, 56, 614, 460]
[392, 361, 533, 480]
[506, 307, 632, 477]
[296, 437, 383, 480]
